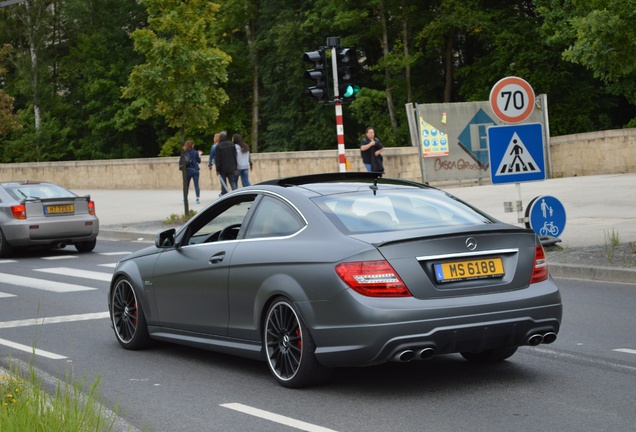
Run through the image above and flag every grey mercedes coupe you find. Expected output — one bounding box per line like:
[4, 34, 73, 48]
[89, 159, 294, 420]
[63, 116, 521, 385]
[108, 173, 562, 388]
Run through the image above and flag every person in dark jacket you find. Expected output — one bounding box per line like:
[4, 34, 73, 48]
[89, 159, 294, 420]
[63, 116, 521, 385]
[359, 127, 384, 173]
[180, 140, 202, 204]
[214, 131, 238, 194]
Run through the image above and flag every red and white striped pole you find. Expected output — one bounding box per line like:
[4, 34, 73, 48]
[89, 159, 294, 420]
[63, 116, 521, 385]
[329, 39, 347, 172]
[335, 100, 346, 172]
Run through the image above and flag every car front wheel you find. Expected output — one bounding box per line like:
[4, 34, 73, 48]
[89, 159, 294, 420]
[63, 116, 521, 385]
[110, 277, 151, 350]
[264, 297, 331, 388]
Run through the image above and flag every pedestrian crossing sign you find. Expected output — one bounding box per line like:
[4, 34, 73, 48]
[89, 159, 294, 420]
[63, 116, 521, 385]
[487, 123, 545, 184]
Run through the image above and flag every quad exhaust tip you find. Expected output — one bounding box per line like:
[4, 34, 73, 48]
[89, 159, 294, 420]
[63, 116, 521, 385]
[527, 332, 558, 346]
[392, 347, 436, 362]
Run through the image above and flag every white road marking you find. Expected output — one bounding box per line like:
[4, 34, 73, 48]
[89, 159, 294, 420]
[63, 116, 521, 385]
[0, 260, 17, 264]
[34, 267, 112, 281]
[99, 263, 118, 268]
[0, 312, 110, 329]
[535, 347, 636, 372]
[0, 272, 96, 292]
[613, 348, 636, 355]
[99, 252, 132, 256]
[42, 255, 77, 260]
[221, 403, 339, 432]
[0, 338, 67, 360]
[0, 292, 16, 298]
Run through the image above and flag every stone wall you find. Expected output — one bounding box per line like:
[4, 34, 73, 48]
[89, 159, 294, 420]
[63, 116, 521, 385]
[1, 128, 634, 189]
[549, 128, 636, 177]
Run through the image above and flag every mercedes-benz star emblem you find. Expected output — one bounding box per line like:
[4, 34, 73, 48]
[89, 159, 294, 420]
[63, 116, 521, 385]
[465, 237, 477, 251]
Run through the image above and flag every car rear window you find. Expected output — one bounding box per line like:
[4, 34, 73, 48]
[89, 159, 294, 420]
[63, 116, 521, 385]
[313, 189, 494, 233]
[4, 184, 76, 201]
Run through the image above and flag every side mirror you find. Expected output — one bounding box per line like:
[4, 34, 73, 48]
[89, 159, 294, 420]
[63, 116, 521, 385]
[155, 228, 176, 248]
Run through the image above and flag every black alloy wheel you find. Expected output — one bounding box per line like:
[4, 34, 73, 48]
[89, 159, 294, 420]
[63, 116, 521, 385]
[111, 277, 150, 350]
[264, 298, 331, 388]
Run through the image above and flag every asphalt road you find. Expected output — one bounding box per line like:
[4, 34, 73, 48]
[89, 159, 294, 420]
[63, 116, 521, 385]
[1, 238, 636, 431]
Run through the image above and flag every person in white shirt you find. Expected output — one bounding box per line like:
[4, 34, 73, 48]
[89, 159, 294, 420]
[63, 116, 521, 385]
[233, 134, 253, 187]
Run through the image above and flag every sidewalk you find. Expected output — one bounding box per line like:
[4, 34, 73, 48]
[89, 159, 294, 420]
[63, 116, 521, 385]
[80, 173, 636, 284]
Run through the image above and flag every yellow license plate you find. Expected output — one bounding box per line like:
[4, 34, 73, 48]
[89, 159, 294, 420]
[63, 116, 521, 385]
[46, 204, 74, 214]
[434, 257, 504, 283]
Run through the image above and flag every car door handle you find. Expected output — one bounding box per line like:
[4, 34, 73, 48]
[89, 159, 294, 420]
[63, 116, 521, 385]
[209, 252, 225, 264]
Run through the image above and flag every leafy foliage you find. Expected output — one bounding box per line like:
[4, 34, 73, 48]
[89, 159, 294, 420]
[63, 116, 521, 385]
[0, 0, 634, 163]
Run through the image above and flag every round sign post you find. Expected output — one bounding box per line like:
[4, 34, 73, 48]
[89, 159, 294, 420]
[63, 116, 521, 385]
[489, 76, 535, 124]
[525, 195, 567, 239]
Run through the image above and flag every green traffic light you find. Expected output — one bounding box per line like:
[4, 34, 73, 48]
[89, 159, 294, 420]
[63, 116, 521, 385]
[343, 84, 360, 98]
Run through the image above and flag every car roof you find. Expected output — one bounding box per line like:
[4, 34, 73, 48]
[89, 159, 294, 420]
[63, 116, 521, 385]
[0, 180, 52, 186]
[255, 172, 433, 196]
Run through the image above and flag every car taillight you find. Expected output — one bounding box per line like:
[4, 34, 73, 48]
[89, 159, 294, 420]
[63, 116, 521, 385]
[11, 205, 26, 219]
[88, 200, 96, 215]
[335, 260, 412, 297]
[530, 245, 549, 284]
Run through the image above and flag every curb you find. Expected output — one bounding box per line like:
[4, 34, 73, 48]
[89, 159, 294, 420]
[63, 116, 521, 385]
[99, 229, 636, 285]
[548, 263, 636, 284]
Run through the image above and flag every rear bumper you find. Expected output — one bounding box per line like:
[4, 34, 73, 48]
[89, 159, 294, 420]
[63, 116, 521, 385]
[301, 279, 562, 367]
[3, 217, 99, 246]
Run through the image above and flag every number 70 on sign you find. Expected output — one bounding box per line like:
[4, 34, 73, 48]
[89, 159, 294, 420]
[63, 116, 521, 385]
[489, 76, 535, 124]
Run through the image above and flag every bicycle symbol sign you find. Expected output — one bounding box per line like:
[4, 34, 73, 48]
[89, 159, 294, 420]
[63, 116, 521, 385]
[526, 195, 566, 239]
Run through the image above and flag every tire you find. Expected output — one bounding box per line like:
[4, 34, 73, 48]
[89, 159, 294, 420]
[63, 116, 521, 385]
[461, 346, 518, 363]
[0, 227, 13, 258]
[110, 277, 151, 350]
[75, 239, 97, 253]
[264, 298, 332, 388]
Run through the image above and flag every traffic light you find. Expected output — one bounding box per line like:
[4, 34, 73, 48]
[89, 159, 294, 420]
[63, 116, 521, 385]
[336, 47, 360, 101]
[303, 48, 328, 103]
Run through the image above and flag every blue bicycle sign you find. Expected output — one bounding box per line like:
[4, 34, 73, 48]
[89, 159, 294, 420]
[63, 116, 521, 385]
[526, 195, 566, 239]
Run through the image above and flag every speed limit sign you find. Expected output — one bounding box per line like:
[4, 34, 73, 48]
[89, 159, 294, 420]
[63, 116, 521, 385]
[489, 76, 535, 123]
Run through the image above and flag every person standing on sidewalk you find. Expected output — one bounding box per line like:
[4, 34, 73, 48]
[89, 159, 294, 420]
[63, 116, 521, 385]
[215, 131, 238, 194]
[359, 127, 384, 173]
[208, 132, 220, 171]
[181, 140, 202, 204]
[233, 133, 252, 187]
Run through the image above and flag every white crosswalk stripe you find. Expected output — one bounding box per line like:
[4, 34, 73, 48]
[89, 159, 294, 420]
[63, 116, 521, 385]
[0, 272, 96, 292]
[42, 255, 77, 260]
[34, 267, 112, 282]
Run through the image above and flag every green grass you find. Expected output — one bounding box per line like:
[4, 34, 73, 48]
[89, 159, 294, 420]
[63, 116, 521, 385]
[1, 361, 120, 431]
[164, 210, 196, 225]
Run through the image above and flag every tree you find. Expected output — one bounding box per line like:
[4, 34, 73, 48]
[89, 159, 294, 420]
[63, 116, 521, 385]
[121, 0, 231, 214]
[0, 44, 21, 136]
[537, 0, 636, 126]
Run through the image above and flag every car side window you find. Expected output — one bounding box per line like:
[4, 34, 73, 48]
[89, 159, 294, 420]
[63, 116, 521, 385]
[185, 196, 256, 245]
[244, 196, 305, 239]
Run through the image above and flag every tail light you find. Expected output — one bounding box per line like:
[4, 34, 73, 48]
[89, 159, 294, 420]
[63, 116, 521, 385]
[88, 200, 96, 215]
[335, 260, 412, 297]
[530, 245, 549, 284]
[11, 205, 27, 219]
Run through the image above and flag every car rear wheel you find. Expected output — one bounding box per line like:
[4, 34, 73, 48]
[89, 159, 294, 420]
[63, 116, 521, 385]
[264, 298, 332, 388]
[461, 346, 518, 363]
[111, 277, 151, 350]
[0, 228, 13, 258]
[75, 239, 96, 253]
